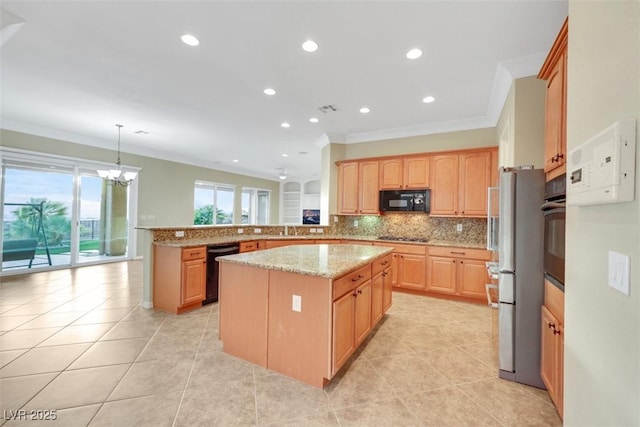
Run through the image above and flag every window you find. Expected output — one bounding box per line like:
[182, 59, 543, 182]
[194, 181, 235, 225]
[242, 188, 270, 225]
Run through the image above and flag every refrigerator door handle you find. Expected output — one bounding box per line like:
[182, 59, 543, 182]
[499, 272, 515, 304]
[498, 171, 516, 272]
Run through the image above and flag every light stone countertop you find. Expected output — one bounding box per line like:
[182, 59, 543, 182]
[152, 234, 486, 250]
[216, 244, 394, 279]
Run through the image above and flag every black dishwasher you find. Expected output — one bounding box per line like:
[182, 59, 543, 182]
[204, 243, 240, 305]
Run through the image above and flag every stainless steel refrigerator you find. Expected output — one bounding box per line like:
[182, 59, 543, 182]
[498, 167, 546, 389]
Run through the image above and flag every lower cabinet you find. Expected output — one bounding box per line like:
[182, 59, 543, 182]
[372, 242, 426, 290]
[153, 246, 206, 314]
[427, 246, 491, 300]
[541, 279, 564, 418]
[239, 241, 262, 252]
[264, 239, 316, 249]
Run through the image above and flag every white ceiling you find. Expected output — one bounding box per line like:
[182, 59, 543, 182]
[0, 1, 568, 182]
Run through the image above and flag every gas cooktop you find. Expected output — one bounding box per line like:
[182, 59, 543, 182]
[377, 236, 430, 243]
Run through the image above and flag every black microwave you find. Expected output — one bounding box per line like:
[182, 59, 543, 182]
[379, 189, 430, 213]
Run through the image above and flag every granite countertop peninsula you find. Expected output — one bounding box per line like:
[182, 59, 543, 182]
[152, 234, 487, 250]
[216, 244, 393, 279]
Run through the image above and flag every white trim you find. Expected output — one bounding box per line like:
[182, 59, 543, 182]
[141, 301, 153, 309]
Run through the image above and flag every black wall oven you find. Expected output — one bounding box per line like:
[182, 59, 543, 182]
[541, 174, 566, 288]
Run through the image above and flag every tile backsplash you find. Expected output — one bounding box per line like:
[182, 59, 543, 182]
[328, 214, 486, 245]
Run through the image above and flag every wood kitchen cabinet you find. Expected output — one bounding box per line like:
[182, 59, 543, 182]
[153, 245, 206, 314]
[264, 239, 316, 249]
[373, 242, 426, 290]
[538, 18, 568, 181]
[240, 241, 261, 252]
[427, 246, 491, 301]
[337, 160, 379, 214]
[541, 279, 564, 418]
[379, 156, 430, 190]
[332, 264, 372, 375]
[430, 150, 492, 217]
[371, 253, 393, 323]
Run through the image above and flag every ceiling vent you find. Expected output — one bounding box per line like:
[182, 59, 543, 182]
[318, 104, 339, 114]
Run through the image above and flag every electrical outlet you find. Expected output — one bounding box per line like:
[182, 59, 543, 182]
[354, 220, 359, 227]
[310, 228, 317, 233]
[175, 230, 185, 237]
[333, 215, 339, 223]
[237, 228, 243, 234]
[456, 224, 463, 232]
[292, 295, 302, 312]
[254, 228, 262, 234]
[316, 228, 324, 234]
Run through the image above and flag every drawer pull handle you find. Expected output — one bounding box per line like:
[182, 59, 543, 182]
[548, 322, 556, 330]
[191, 252, 200, 256]
[553, 329, 561, 336]
[351, 274, 363, 282]
[451, 251, 466, 255]
[357, 289, 363, 295]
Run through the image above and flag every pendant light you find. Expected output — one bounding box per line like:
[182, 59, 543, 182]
[97, 124, 137, 186]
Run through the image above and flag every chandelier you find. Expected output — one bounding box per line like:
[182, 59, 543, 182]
[97, 124, 137, 186]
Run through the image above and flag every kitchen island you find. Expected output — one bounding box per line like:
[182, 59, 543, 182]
[217, 243, 394, 387]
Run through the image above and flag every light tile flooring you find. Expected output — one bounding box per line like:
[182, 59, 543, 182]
[0, 261, 562, 426]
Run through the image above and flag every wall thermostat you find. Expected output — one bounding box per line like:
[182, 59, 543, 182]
[567, 119, 636, 206]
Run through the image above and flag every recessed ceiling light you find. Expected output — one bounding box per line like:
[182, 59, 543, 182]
[299, 151, 308, 155]
[309, 117, 319, 123]
[359, 107, 370, 114]
[281, 122, 290, 128]
[302, 40, 319, 52]
[422, 95, 436, 103]
[181, 34, 199, 47]
[406, 48, 422, 59]
[264, 88, 276, 96]
[281, 153, 288, 157]
[232, 159, 239, 163]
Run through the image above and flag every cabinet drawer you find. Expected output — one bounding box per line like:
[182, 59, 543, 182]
[373, 242, 426, 255]
[333, 264, 371, 300]
[372, 254, 393, 276]
[240, 241, 258, 252]
[428, 246, 490, 260]
[182, 246, 206, 261]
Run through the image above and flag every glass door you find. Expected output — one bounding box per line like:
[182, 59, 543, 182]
[2, 163, 74, 271]
[76, 170, 130, 264]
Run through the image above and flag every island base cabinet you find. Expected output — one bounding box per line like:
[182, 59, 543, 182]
[333, 292, 356, 374]
[371, 272, 384, 325]
[219, 264, 269, 367]
[268, 270, 332, 387]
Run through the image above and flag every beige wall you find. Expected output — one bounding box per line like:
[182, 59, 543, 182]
[565, 2, 639, 426]
[1, 129, 281, 257]
[496, 76, 545, 168]
[341, 127, 497, 160]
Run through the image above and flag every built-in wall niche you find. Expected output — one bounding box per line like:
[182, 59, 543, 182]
[280, 180, 321, 224]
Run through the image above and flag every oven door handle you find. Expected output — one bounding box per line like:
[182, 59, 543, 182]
[540, 201, 566, 211]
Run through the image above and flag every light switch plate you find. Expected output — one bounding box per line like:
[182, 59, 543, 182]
[317, 228, 324, 234]
[292, 295, 302, 312]
[456, 224, 463, 232]
[608, 251, 630, 295]
[254, 228, 262, 234]
[237, 228, 243, 234]
[175, 230, 185, 237]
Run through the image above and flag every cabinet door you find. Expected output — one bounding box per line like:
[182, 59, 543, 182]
[397, 254, 426, 290]
[382, 268, 393, 313]
[430, 154, 459, 215]
[181, 258, 206, 306]
[540, 305, 559, 402]
[544, 53, 565, 173]
[332, 291, 355, 374]
[359, 160, 380, 214]
[457, 258, 489, 299]
[404, 157, 429, 189]
[459, 151, 491, 217]
[427, 256, 456, 294]
[371, 273, 384, 326]
[354, 280, 372, 346]
[390, 253, 398, 286]
[557, 323, 564, 418]
[379, 159, 403, 189]
[338, 162, 359, 214]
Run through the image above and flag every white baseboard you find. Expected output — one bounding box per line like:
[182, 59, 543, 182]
[141, 301, 153, 309]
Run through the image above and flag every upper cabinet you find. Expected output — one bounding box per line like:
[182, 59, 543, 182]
[380, 156, 430, 190]
[538, 18, 568, 181]
[430, 150, 492, 217]
[337, 148, 495, 216]
[337, 160, 379, 214]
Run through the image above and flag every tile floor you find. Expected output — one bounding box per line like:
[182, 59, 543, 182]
[0, 261, 562, 426]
